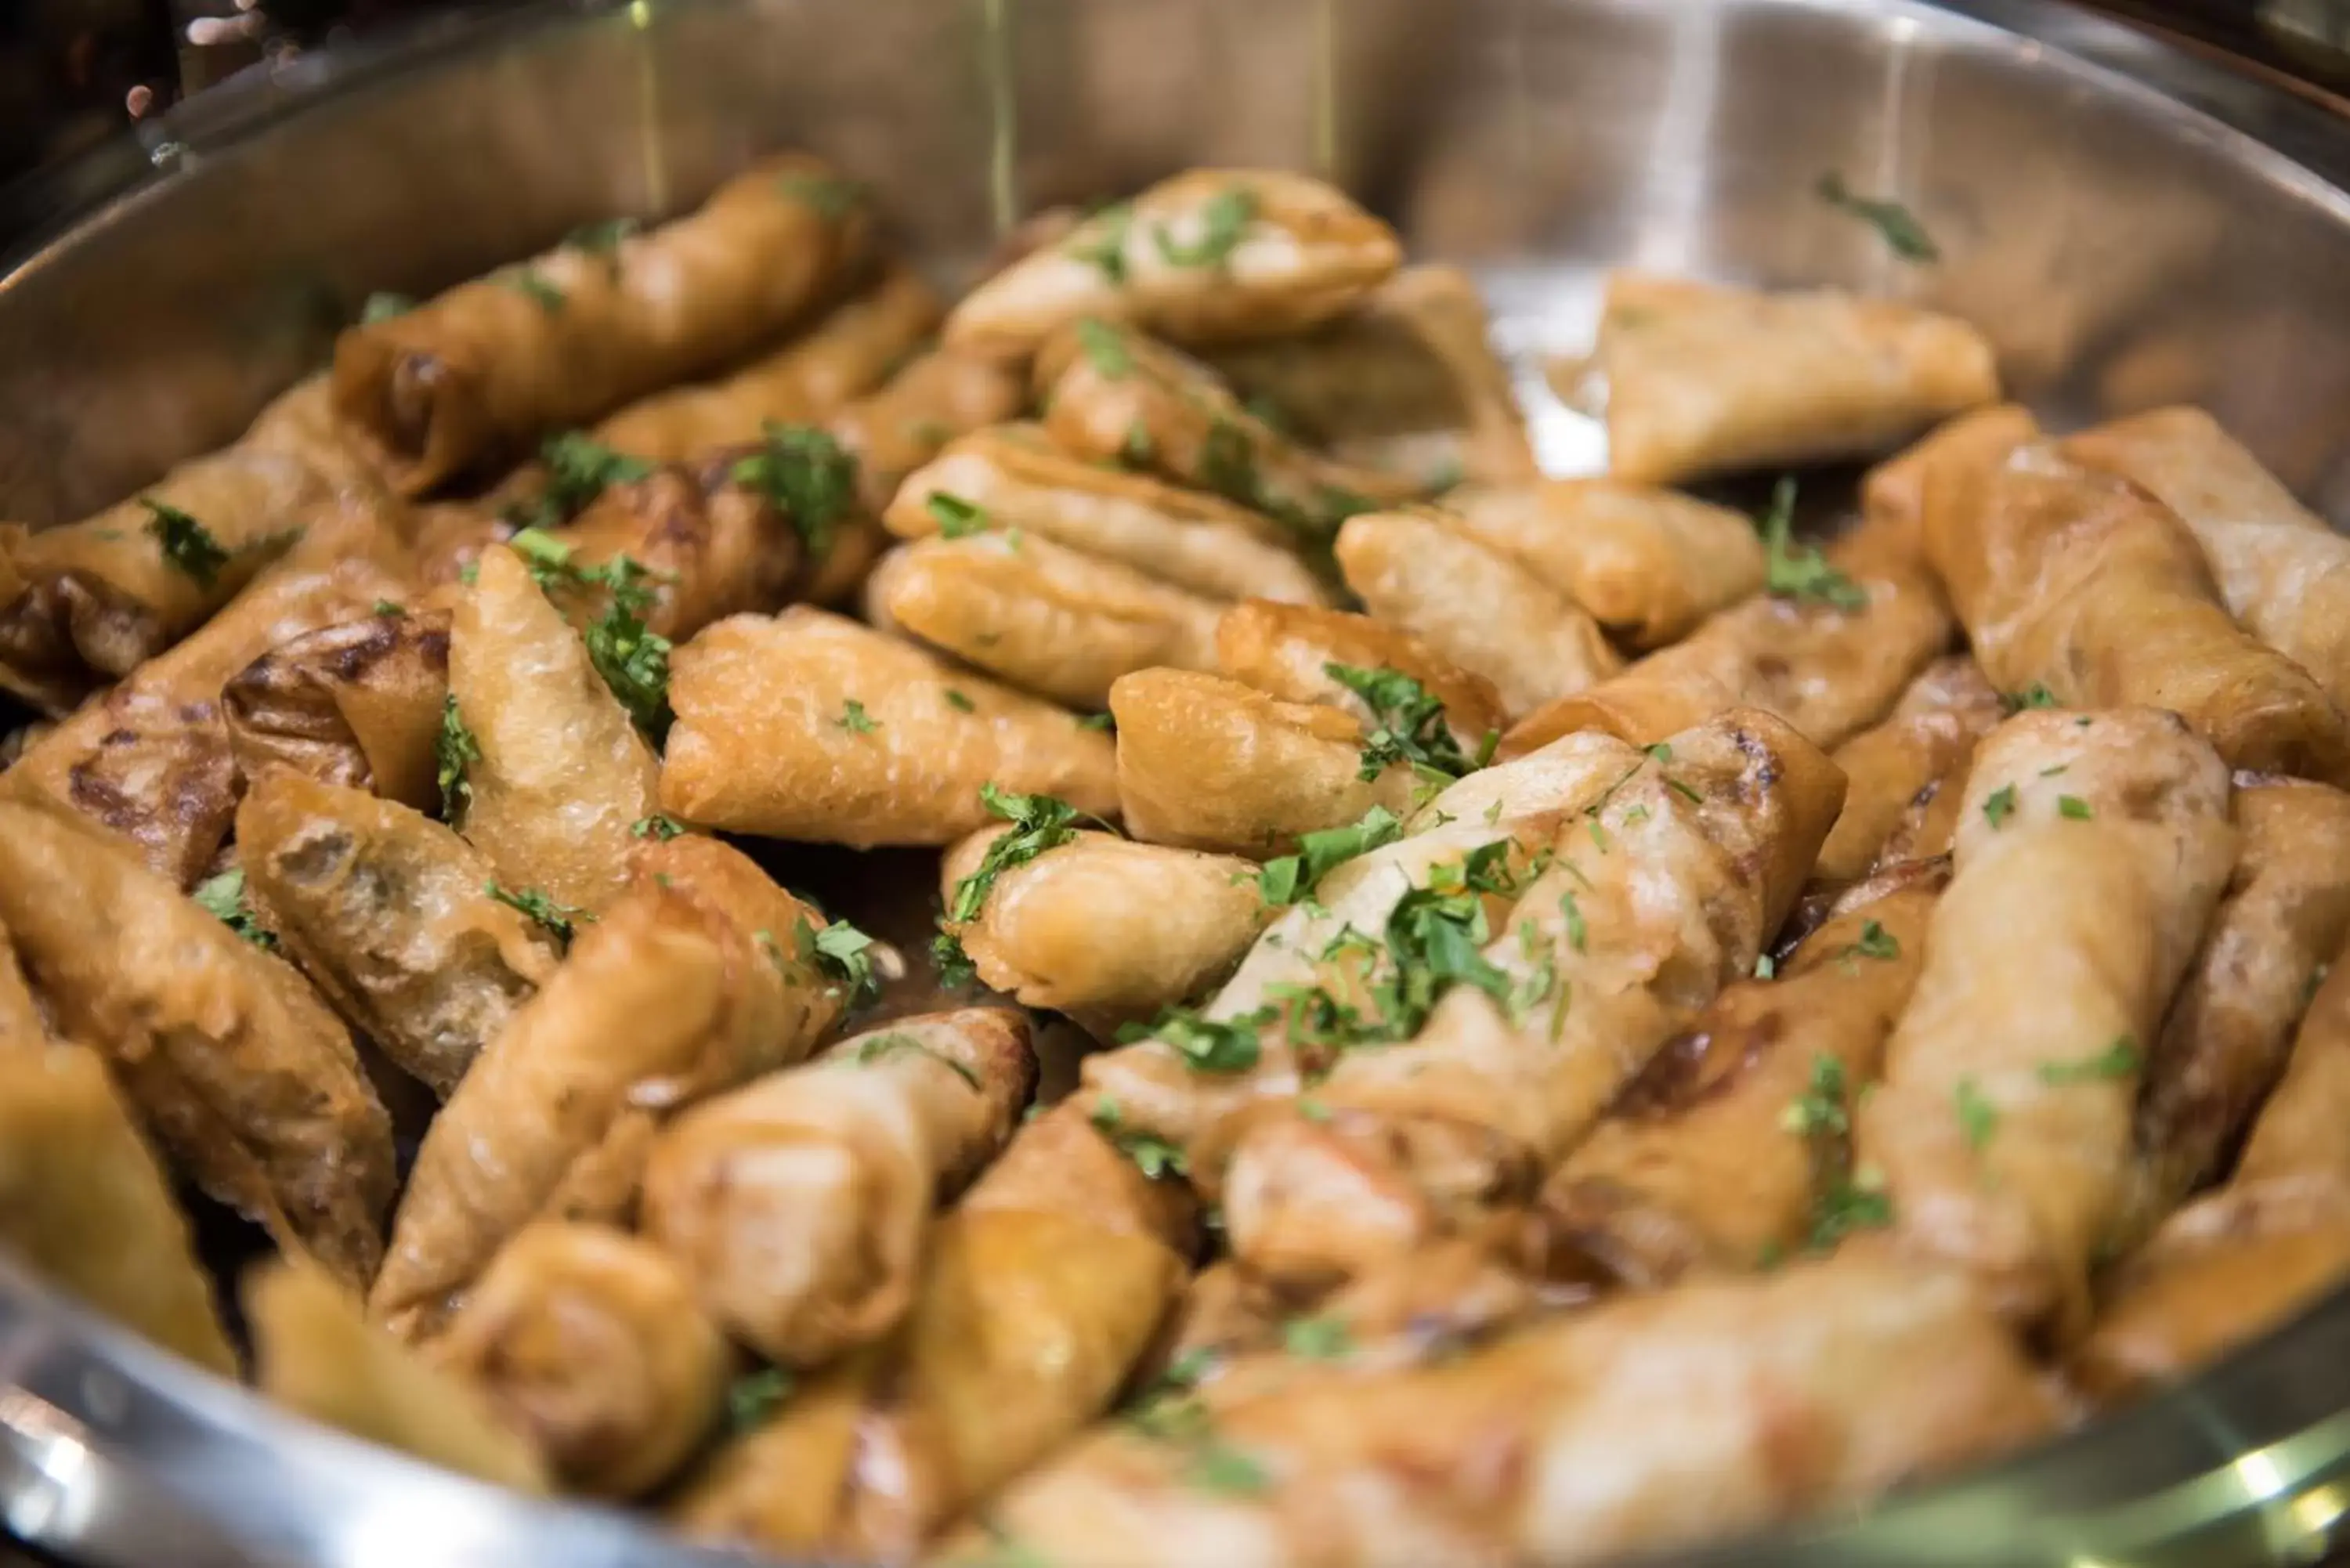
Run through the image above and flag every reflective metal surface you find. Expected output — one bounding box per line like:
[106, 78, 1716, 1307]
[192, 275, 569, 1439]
[3, 1, 2350, 1563]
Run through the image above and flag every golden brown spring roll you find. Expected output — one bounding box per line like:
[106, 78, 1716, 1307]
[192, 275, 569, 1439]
[943, 168, 1401, 359]
[0, 798, 394, 1287]
[333, 154, 875, 493]
[866, 532, 1224, 710]
[1214, 598, 1508, 754]
[446, 543, 660, 912]
[0, 1041, 238, 1375]
[246, 1259, 551, 1493]
[658, 607, 1118, 847]
[432, 1222, 732, 1498]
[369, 836, 844, 1340]
[2063, 406, 2350, 715]
[222, 606, 450, 813]
[1334, 509, 1622, 717]
[1856, 708, 2236, 1333]
[642, 1009, 1035, 1367]
[235, 765, 562, 1099]
[1538, 859, 1946, 1288]
[1595, 272, 2001, 485]
[1221, 710, 1843, 1289]
[884, 423, 1329, 606]
[1443, 478, 1767, 649]
[1813, 656, 2005, 884]
[1924, 433, 2350, 784]
[550, 466, 801, 643]
[967, 1258, 2057, 1568]
[940, 827, 1274, 1030]
[669, 1102, 1195, 1559]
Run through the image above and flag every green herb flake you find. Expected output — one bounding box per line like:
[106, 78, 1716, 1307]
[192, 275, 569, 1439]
[943, 688, 978, 713]
[1755, 477, 1867, 611]
[506, 431, 657, 534]
[731, 422, 861, 561]
[1955, 1078, 1997, 1152]
[927, 492, 992, 538]
[945, 785, 1096, 925]
[931, 928, 978, 991]
[1188, 1440, 1269, 1498]
[1280, 1316, 1351, 1360]
[141, 498, 230, 587]
[360, 291, 416, 324]
[1560, 890, 1588, 955]
[855, 1030, 981, 1089]
[562, 216, 641, 263]
[837, 699, 880, 735]
[1154, 185, 1258, 269]
[800, 915, 884, 1010]
[1076, 712, 1116, 732]
[501, 269, 566, 313]
[1843, 919, 1900, 962]
[1089, 1097, 1188, 1180]
[1982, 783, 2019, 829]
[1253, 804, 1403, 907]
[726, 1367, 794, 1433]
[2058, 795, 2092, 821]
[1074, 317, 1135, 378]
[193, 869, 277, 951]
[371, 599, 403, 617]
[1325, 663, 1483, 785]
[510, 526, 674, 739]
[1119, 420, 1156, 468]
[1121, 1005, 1264, 1075]
[776, 171, 868, 220]
[486, 881, 592, 944]
[2003, 682, 2060, 714]
[631, 814, 687, 840]
[1066, 201, 1133, 283]
[1816, 172, 1940, 263]
[2039, 1035, 2142, 1086]
[436, 694, 480, 821]
[1298, 1097, 1331, 1122]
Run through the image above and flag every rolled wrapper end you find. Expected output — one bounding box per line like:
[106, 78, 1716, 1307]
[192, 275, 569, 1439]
[330, 328, 484, 497]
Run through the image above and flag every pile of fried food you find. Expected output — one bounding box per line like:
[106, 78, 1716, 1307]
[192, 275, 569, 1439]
[2, 154, 2348, 1567]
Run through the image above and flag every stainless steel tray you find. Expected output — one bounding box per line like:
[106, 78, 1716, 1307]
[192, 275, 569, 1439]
[5, 2, 2350, 1563]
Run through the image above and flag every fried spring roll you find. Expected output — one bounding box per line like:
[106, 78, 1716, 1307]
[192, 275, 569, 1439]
[1813, 656, 2005, 884]
[1538, 860, 1946, 1288]
[447, 544, 660, 912]
[1443, 478, 1767, 649]
[659, 607, 1118, 847]
[642, 1010, 1035, 1367]
[369, 836, 844, 1340]
[2063, 406, 2350, 715]
[1214, 598, 1507, 753]
[333, 154, 876, 493]
[1222, 710, 1843, 1288]
[0, 799, 393, 1285]
[432, 1223, 732, 1498]
[0, 1042, 238, 1375]
[866, 533, 1224, 710]
[222, 606, 451, 812]
[552, 467, 801, 642]
[1334, 510, 1622, 717]
[967, 1259, 2057, 1568]
[943, 168, 1401, 359]
[246, 1260, 551, 1493]
[669, 1102, 1195, 1559]
[1924, 434, 2350, 783]
[884, 424, 1329, 606]
[1595, 273, 2001, 485]
[236, 766, 562, 1099]
[1856, 709, 2235, 1332]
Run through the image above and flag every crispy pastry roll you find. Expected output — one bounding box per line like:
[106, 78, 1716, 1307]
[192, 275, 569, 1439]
[659, 608, 1118, 847]
[966, 1259, 2057, 1568]
[0, 1041, 238, 1375]
[1221, 710, 1843, 1288]
[1813, 656, 2005, 884]
[0, 799, 394, 1287]
[1334, 510, 1622, 717]
[246, 1260, 551, 1494]
[333, 154, 876, 493]
[553, 465, 800, 641]
[1442, 478, 1767, 649]
[432, 1223, 732, 1498]
[1923, 433, 2350, 783]
[235, 766, 562, 1099]
[370, 836, 844, 1340]
[1594, 272, 2001, 485]
[1499, 512, 1953, 758]
[1214, 598, 1507, 753]
[1109, 668, 1415, 855]
[642, 1010, 1035, 1367]
[940, 827, 1273, 1031]
[1856, 709, 2235, 1333]
[866, 532, 1224, 710]
[943, 168, 1401, 359]
[2063, 406, 2350, 715]
[1538, 859, 1946, 1288]
[884, 423, 1329, 606]
[1039, 321, 1423, 540]
[669, 1102, 1195, 1559]
[222, 606, 451, 812]
[446, 543, 660, 912]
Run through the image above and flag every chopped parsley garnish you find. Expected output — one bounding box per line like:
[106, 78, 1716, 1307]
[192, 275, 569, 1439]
[1982, 783, 2019, 829]
[2058, 796, 2092, 820]
[371, 599, 403, 617]
[1281, 1315, 1351, 1360]
[2003, 683, 2060, 714]
[1956, 1078, 1997, 1152]
[1782, 1053, 1893, 1251]
[631, 813, 686, 840]
[1324, 663, 1484, 784]
[1559, 890, 1589, 955]
[1118, 1005, 1265, 1075]
[1188, 1443, 1271, 1498]
[504, 432, 654, 533]
[1090, 1097, 1188, 1180]
[360, 291, 416, 324]
[1816, 172, 1940, 263]
[946, 785, 1097, 923]
[2038, 1035, 2141, 1086]
[730, 421, 861, 560]
[486, 881, 592, 944]
[1066, 201, 1133, 283]
[193, 869, 277, 951]
[1756, 477, 1867, 611]
[726, 1367, 793, 1433]
[1198, 418, 1259, 508]
[436, 694, 479, 820]
[837, 699, 879, 734]
[562, 217, 641, 264]
[776, 170, 867, 219]
[1253, 804, 1403, 906]
[799, 915, 883, 1009]
[1073, 317, 1133, 378]
[508, 526, 672, 737]
[501, 269, 566, 312]
[931, 928, 978, 990]
[855, 1031, 981, 1089]
[927, 492, 991, 538]
[942, 688, 978, 713]
[1075, 712, 1115, 732]
[1154, 184, 1257, 269]
[1119, 421, 1156, 468]
[1843, 919, 1900, 962]
[141, 499, 230, 587]
[1423, 454, 1466, 493]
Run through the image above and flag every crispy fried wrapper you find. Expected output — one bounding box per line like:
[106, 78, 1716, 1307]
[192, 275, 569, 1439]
[866, 532, 1224, 710]
[943, 168, 1401, 359]
[884, 423, 1329, 606]
[559, 464, 804, 641]
[1856, 709, 2236, 1334]
[448, 544, 660, 912]
[1595, 273, 2001, 485]
[1813, 656, 2004, 884]
[332, 154, 876, 493]
[236, 766, 562, 1099]
[222, 606, 450, 813]
[432, 1222, 732, 1498]
[669, 1102, 1195, 1559]
[1214, 598, 1507, 751]
[1335, 509, 1622, 717]
[642, 1009, 1035, 1368]
[964, 1259, 2057, 1568]
[1443, 478, 1767, 649]
[0, 799, 395, 1287]
[246, 1259, 551, 1494]
[369, 836, 844, 1340]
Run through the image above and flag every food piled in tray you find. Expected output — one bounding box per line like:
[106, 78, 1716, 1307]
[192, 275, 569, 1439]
[1, 154, 2348, 1566]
